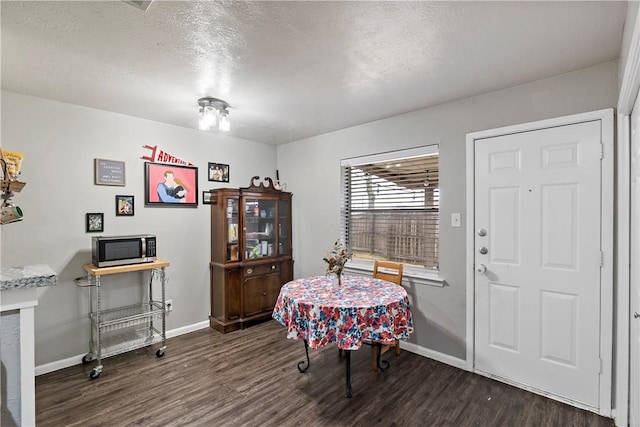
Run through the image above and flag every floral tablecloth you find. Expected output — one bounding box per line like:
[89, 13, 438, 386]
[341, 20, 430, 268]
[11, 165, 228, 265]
[272, 275, 413, 350]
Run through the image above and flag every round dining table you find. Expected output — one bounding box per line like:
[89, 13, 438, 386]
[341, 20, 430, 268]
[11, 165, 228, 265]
[272, 274, 414, 397]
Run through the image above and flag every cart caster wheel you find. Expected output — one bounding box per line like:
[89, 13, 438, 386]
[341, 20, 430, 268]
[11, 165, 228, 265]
[89, 369, 101, 380]
[82, 354, 93, 364]
[156, 349, 165, 358]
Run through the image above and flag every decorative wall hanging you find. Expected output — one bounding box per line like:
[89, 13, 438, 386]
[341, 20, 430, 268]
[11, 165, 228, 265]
[202, 191, 212, 204]
[115, 195, 134, 216]
[86, 213, 104, 232]
[0, 148, 26, 225]
[144, 162, 198, 207]
[208, 162, 229, 182]
[94, 158, 125, 186]
[141, 145, 193, 166]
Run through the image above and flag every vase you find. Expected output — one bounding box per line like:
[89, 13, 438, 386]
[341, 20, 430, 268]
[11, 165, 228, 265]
[336, 272, 342, 286]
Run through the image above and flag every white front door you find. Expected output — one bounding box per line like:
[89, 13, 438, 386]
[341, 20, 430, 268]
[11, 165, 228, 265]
[473, 120, 603, 408]
[629, 93, 640, 427]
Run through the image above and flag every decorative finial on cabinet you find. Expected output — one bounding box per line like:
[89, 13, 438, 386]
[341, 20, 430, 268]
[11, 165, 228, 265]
[247, 176, 286, 191]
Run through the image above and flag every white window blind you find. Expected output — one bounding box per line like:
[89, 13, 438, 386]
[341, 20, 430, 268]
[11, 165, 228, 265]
[341, 146, 439, 270]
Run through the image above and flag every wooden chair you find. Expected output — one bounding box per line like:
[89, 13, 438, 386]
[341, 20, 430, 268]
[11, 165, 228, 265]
[371, 260, 403, 371]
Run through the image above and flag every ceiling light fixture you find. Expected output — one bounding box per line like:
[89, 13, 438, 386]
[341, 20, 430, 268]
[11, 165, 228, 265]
[198, 97, 231, 132]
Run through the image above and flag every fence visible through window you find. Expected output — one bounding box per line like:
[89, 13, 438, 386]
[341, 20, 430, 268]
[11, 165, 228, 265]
[341, 146, 439, 271]
[349, 210, 438, 269]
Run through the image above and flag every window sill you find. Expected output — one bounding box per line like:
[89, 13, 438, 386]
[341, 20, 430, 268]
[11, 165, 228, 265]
[344, 260, 445, 288]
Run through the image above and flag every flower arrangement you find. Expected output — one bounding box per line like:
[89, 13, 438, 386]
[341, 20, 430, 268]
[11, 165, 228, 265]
[323, 240, 353, 280]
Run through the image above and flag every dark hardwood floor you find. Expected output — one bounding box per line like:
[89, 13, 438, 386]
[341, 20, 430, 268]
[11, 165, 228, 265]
[36, 321, 615, 427]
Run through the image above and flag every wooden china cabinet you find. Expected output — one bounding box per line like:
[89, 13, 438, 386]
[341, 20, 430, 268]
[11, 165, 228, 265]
[209, 176, 293, 333]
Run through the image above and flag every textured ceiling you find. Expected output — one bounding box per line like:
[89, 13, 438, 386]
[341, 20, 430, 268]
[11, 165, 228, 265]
[0, 1, 627, 144]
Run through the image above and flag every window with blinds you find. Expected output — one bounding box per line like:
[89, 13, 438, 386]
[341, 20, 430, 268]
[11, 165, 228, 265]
[340, 146, 439, 270]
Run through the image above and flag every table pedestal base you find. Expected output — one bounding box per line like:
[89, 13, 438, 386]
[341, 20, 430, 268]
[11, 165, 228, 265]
[297, 339, 311, 373]
[297, 340, 354, 398]
[345, 350, 352, 398]
[375, 343, 390, 372]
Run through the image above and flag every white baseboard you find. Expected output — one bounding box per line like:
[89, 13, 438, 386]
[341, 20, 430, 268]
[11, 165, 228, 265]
[36, 321, 467, 376]
[35, 320, 210, 376]
[400, 341, 468, 371]
[165, 320, 209, 339]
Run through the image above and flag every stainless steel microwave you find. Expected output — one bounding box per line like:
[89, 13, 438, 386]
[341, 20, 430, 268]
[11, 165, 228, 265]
[91, 235, 157, 268]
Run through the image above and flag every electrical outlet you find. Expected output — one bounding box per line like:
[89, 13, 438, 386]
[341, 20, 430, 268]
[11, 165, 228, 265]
[165, 299, 173, 312]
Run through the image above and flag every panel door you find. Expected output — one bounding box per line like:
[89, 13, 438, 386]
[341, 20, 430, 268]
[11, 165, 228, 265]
[225, 197, 240, 262]
[278, 198, 291, 256]
[262, 271, 283, 312]
[243, 271, 280, 317]
[243, 197, 277, 259]
[242, 275, 264, 318]
[474, 121, 602, 408]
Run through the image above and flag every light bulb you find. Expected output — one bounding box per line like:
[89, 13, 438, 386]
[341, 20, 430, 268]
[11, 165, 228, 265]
[203, 105, 217, 129]
[219, 110, 230, 132]
[198, 107, 208, 130]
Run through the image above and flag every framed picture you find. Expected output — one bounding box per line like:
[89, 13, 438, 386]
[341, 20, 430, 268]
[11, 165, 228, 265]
[94, 158, 125, 186]
[86, 213, 104, 233]
[115, 195, 134, 216]
[208, 162, 230, 182]
[145, 162, 198, 206]
[202, 191, 212, 204]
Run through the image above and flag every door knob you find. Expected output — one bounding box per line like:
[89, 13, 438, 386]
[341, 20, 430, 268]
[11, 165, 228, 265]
[479, 247, 488, 255]
[634, 312, 640, 319]
[476, 264, 487, 274]
[477, 228, 487, 236]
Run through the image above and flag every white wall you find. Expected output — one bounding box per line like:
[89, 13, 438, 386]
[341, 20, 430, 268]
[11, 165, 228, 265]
[277, 60, 619, 359]
[0, 91, 278, 366]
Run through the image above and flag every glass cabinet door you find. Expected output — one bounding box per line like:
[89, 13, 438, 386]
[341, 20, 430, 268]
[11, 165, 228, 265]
[243, 198, 277, 259]
[278, 199, 290, 256]
[226, 197, 239, 262]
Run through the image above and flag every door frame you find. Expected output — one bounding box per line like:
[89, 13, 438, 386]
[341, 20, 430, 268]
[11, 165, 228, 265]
[465, 109, 614, 416]
[615, 5, 640, 427]
[615, 113, 631, 427]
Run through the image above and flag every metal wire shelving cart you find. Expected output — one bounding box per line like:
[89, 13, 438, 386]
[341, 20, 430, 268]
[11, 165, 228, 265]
[76, 259, 170, 379]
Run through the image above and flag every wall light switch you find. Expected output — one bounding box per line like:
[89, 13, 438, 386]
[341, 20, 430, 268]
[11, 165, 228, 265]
[451, 213, 461, 228]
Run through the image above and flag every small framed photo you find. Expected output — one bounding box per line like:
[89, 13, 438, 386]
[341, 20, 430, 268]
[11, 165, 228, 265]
[208, 162, 230, 182]
[94, 158, 125, 186]
[145, 162, 198, 207]
[86, 213, 104, 233]
[116, 195, 134, 216]
[202, 191, 212, 204]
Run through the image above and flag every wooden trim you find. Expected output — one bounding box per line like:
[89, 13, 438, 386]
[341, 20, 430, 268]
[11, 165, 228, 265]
[242, 176, 286, 194]
[83, 259, 170, 276]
